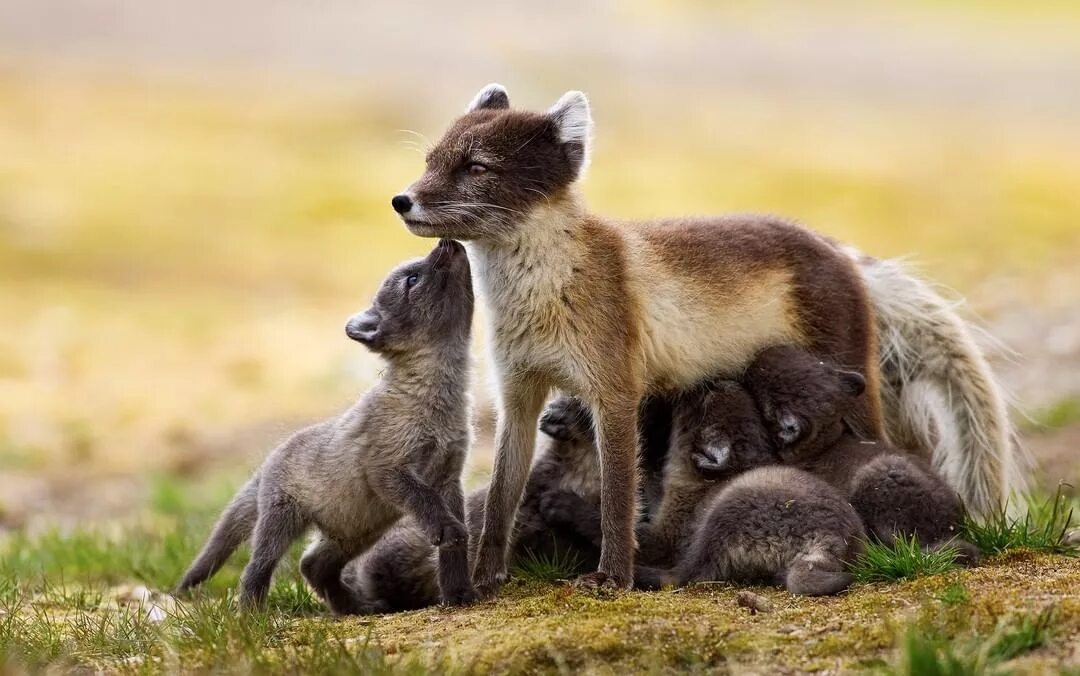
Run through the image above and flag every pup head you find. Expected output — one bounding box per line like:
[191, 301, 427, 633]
[743, 345, 866, 461]
[676, 381, 777, 480]
[391, 84, 592, 241]
[345, 239, 473, 357]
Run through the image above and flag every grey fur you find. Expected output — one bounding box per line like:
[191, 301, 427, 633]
[855, 255, 1021, 516]
[176, 239, 477, 611]
[343, 396, 610, 612]
[632, 379, 864, 595]
[636, 466, 864, 596]
[745, 344, 977, 560]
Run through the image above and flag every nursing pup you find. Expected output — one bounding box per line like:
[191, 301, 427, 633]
[177, 240, 476, 611]
[745, 344, 977, 560]
[635, 382, 778, 567]
[633, 380, 863, 595]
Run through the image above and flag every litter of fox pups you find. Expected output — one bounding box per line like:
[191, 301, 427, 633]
[177, 84, 1017, 613]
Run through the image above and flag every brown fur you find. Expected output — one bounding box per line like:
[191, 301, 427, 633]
[393, 85, 882, 593]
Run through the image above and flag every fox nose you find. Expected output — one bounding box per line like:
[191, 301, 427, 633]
[693, 443, 731, 474]
[701, 444, 730, 468]
[345, 309, 380, 344]
[777, 414, 802, 445]
[391, 194, 413, 214]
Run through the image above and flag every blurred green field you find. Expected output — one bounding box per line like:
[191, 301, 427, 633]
[1, 69, 1079, 480]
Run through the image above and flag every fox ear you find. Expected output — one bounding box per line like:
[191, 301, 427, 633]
[547, 90, 593, 177]
[465, 83, 510, 113]
[836, 370, 866, 397]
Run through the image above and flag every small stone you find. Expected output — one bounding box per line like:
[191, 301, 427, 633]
[736, 590, 773, 614]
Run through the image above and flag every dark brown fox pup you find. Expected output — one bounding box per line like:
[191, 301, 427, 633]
[745, 344, 978, 560]
[635, 381, 779, 567]
[176, 240, 477, 611]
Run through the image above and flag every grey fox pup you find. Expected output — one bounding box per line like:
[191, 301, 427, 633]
[176, 239, 477, 611]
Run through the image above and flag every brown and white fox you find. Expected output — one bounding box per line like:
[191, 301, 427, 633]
[391, 84, 1018, 592]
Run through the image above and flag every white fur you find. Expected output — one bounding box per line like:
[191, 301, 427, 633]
[547, 91, 594, 173]
[857, 255, 1025, 516]
[465, 83, 508, 113]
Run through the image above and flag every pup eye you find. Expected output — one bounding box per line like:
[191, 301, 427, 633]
[405, 273, 420, 289]
[466, 163, 488, 175]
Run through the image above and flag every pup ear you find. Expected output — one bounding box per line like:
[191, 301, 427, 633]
[547, 90, 593, 177]
[836, 370, 866, 396]
[465, 83, 510, 113]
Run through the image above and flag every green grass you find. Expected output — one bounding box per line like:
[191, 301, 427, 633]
[962, 487, 1078, 558]
[887, 607, 1057, 676]
[1027, 396, 1080, 431]
[851, 535, 962, 584]
[934, 581, 971, 606]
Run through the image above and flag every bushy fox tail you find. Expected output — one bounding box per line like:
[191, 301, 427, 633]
[855, 256, 1025, 516]
[176, 476, 260, 592]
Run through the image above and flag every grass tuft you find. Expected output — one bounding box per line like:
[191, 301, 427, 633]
[851, 535, 960, 584]
[986, 606, 1056, 663]
[963, 486, 1077, 557]
[1027, 396, 1080, 431]
[512, 547, 583, 583]
[887, 606, 1057, 675]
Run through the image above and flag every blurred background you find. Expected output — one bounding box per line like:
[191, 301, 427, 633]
[1, 1, 1078, 529]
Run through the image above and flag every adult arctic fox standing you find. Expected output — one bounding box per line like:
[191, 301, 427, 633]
[391, 84, 1016, 592]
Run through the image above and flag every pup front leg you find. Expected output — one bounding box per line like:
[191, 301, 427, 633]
[473, 372, 550, 598]
[436, 476, 476, 606]
[577, 394, 641, 590]
[371, 467, 472, 605]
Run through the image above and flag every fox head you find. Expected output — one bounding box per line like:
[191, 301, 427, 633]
[392, 84, 593, 241]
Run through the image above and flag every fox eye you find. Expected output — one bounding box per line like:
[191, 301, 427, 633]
[466, 163, 488, 175]
[405, 273, 420, 289]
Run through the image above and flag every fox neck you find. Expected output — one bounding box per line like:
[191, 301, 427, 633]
[380, 342, 471, 410]
[464, 190, 590, 309]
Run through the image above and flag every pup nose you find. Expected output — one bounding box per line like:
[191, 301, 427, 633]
[345, 309, 380, 343]
[693, 443, 731, 474]
[702, 444, 730, 468]
[777, 414, 801, 445]
[391, 194, 413, 214]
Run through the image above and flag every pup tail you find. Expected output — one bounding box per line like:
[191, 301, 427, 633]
[176, 476, 260, 592]
[856, 255, 1026, 516]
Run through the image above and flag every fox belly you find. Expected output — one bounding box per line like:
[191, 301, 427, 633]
[634, 265, 803, 391]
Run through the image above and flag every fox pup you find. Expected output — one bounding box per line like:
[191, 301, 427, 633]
[392, 83, 882, 592]
[635, 465, 865, 596]
[745, 344, 977, 559]
[635, 381, 778, 567]
[176, 240, 476, 611]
